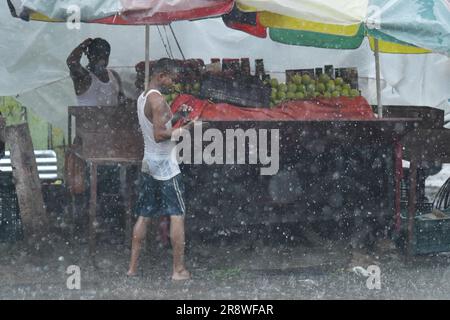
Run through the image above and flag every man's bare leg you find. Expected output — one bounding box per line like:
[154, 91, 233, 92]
[127, 216, 151, 276]
[170, 215, 191, 280]
[158, 216, 170, 246]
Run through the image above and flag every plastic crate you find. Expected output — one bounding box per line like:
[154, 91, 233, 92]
[199, 75, 271, 108]
[400, 201, 433, 212]
[0, 172, 23, 242]
[400, 168, 427, 203]
[400, 205, 450, 255]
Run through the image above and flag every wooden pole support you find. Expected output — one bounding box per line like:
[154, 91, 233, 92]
[5, 123, 49, 244]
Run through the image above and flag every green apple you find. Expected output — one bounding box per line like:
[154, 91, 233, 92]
[306, 92, 315, 99]
[292, 74, 302, 85]
[295, 92, 305, 99]
[350, 89, 360, 97]
[288, 83, 297, 93]
[332, 91, 341, 98]
[319, 74, 331, 84]
[317, 83, 326, 93]
[271, 91, 277, 100]
[326, 80, 336, 92]
[278, 83, 288, 93]
[277, 91, 286, 100]
[301, 74, 312, 85]
[270, 78, 279, 87]
[297, 84, 306, 93]
[307, 83, 316, 93]
[287, 92, 296, 100]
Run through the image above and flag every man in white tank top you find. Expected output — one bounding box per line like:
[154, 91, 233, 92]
[66, 38, 126, 201]
[127, 58, 196, 281]
[67, 38, 125, 107]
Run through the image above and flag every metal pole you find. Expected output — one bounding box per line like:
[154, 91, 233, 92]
[47, 123, 53, 149]
[374, 38, 383, 118]
[169, 24, 186, 60]
[144, 25, 150, 91]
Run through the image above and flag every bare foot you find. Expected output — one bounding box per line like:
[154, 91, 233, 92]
[172, 269, 191, 281]
[126, 270, 139, 277]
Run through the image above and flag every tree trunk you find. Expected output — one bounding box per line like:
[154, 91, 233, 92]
[5, 123, 49, 246]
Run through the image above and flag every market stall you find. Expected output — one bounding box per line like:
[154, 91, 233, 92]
[5, 1, 450, 257]
[86, 56, 421, 244]
[62, 54, 420, 255]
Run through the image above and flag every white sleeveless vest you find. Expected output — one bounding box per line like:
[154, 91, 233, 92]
[137, 89, 180, 180]
[77, 70, 119, 106]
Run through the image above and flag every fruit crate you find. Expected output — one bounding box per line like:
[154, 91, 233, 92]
[0, 172, 23, 242]
[199, 75, 271, 108]
[400, 199, 450, 255]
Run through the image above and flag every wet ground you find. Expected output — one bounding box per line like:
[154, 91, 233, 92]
[1, 223, 450, 300]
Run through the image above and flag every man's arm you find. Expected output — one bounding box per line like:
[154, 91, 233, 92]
[146, 94, 175, 142]
[146, 95, 196, 143]
[110, 69, 127, 106]
[66, 38, 92, 95]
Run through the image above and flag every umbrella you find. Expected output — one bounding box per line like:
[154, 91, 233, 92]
[7, 0, 234, 90]
[232, 0, 450, 117]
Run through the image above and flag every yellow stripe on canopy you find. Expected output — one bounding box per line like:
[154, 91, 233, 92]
[237, 3, 258, 12]
[29, 12, 64, 22]
[368, 37, 431, 54]
[259, 12, 361, 36]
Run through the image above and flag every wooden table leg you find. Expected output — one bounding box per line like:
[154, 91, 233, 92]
[407, 157, 418, 259]
[70, 194, 76, 239]
[120, 165, 133, 245]
[88, 162, 98, 262]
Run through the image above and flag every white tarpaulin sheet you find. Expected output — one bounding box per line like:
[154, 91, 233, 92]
[0, 1, 449, 132]
[9, 0, 232, 21]
[9, 0, 120, 20]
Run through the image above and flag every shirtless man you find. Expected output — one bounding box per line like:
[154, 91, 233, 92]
[127, 58, 196, 280]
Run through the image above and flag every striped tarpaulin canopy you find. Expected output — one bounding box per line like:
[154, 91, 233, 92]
[7, 0, 234, 25]
[235, 0, 450, 55]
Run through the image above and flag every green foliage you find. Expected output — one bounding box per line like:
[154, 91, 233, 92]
[0, 97, 25, 126]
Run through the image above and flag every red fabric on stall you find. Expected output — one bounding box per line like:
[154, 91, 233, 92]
[171, 94, 375, 127]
